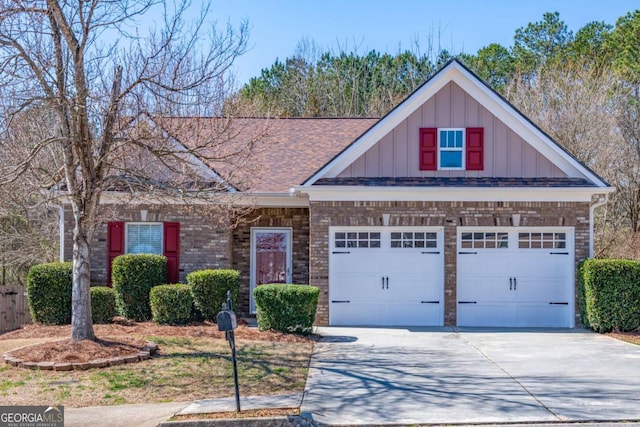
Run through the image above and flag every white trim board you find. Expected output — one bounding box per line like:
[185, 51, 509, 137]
[299, 186, 614, 203]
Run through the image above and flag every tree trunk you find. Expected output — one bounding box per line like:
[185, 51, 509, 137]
[71, 222, 95, 341]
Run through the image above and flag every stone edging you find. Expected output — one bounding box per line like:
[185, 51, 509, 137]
[2, 341, 158, 371]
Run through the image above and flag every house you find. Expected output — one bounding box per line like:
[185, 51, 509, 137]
[60, 59, 614, 327]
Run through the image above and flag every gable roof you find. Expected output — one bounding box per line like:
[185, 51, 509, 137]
[301, 59, 610, 188]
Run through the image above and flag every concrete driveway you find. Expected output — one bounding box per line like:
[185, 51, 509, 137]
[301, 327, 640, 425]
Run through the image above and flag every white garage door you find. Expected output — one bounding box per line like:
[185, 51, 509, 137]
[457, 228, 574, 327]
[329, 227, 444, 326]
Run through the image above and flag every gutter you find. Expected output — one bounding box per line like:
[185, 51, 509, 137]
[589, 194, 609, 258]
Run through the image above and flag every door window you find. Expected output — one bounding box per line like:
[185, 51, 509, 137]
[460, 232, 508, 249]
[255, 232, 288, 284]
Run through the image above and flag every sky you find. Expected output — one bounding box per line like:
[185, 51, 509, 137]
[200, 0, 638, 85]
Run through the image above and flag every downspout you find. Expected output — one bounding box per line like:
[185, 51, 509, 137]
[59, 205, 65, 262]
[589, 194, 608, 258]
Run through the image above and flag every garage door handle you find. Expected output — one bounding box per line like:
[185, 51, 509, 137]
[513, 277, 516, 290]
[421, 300, 440, 304]
[549, 302, 568, 305]
[550, 252, 569, 255]
[332, 251, 351, 254]
[510, 277, 513, 290]
[458, 301, 477, 304]
[331, 300, 350, 303]
[382, 277, 384, 289]
[386, 276, 389, 289]
[458, 251, 477, 255]
[421, 251, 440, 254]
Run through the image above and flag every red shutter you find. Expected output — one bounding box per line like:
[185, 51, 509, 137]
[163, 222, 180, 283]
[466, 127, 484, 171]
[107, 222, 125, 287]
[419, 128, 438, 170]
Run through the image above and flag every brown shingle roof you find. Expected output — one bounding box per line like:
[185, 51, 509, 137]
[162, 117, 377, 193]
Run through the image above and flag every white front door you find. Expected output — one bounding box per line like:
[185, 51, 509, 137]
[329, 227, 444, 326]
[457, 228, 574, 327]
[250, 228, 292, 313]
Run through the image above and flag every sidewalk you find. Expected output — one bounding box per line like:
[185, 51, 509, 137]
[64, 394, 304, 427]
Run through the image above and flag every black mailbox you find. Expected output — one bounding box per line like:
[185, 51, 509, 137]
[217, 310, 238, 331]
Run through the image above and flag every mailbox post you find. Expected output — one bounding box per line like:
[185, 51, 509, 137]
[217, 290, 240, 412]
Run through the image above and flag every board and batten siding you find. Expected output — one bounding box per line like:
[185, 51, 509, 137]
[338, 81, 565, 179]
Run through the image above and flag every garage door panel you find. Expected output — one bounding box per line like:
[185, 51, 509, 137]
[330, 250, 381, 272]
[387, 302, 441, 326]
[457, 228, 573, 328]
[331, 274, 386, 300]
[457, 303, 515, 327]
[330, 302, 389, 326]
[514, 277, 569, 303]
[330, 227, 444, 326]
[516, 303, 570, 327]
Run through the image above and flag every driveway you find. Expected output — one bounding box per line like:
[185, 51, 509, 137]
[301, 327, 640, 425]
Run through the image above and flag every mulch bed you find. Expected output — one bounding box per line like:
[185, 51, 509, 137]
[1, 318, 317, 368]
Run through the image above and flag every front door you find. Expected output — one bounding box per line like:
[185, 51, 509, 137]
[250, 228, 292, 312]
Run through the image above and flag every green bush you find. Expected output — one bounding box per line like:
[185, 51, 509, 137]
[150, 284, 193, 325]
[254, 284, 319, 335]
[580, 259, 640, 332]
[91, 286, 117, 324]
[187, 269, 240, 321]
[26, 262, 73, 325]
[112, 254, 166, 321]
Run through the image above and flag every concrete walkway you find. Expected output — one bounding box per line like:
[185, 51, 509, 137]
[301, 327, 640, 426]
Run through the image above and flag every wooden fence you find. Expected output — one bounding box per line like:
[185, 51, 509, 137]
[0, 286, 31, 333]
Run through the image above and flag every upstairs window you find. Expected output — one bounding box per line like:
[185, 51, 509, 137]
[439, 129, 464, 169]
[420, 127, 484, 171]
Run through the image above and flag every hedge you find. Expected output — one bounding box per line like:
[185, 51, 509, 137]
[91, 286, 117, 324]
[187, 269, 240, 321]
[26, 262, 73, 325]
[112, 254, 166, 321]
[254, 284, 319, 335]
[150, 284, 193, 325]
[579, 259, 640, 332]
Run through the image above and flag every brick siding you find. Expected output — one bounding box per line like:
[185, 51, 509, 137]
[63, 204, 232, 285]
[309, 200, 590, 326]
[232, 208, 310, 314]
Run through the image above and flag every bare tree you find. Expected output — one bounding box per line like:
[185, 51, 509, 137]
[504, 61, 640, 257]
[0, 0, 250, 341]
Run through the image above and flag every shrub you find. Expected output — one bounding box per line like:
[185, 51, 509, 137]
[150, 284, 193, 325]
[112, 254, 166, 321]
[26, 262, 72, 325]
[580, 259, 640, 332]
[91, 286, 117, 324]
[254, 284, 319, 335]
[187, 269, 240, 321]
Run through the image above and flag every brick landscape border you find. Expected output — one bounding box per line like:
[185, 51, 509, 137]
[2, 341, 158, 371]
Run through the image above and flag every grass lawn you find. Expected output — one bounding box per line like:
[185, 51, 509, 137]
[0, 324, 314, 408]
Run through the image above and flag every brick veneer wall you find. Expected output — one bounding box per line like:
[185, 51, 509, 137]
[232, 208, 310, 315]
[62, 204, 232, 285]
[309, 200, 590, 326]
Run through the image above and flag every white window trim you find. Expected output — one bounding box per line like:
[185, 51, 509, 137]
[125, 222, 163, 255]
[438, 128, 465, 170]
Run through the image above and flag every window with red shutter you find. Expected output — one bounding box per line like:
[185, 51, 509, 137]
[419, 128, 437, 170]
[465, 127, 484, 171]
[163, 222, 180, 284]
[107, 222, 125, 287]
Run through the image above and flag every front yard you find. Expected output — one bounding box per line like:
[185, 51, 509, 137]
[0, 322, 314, 407]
